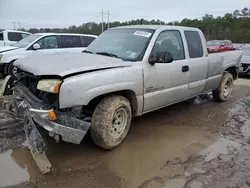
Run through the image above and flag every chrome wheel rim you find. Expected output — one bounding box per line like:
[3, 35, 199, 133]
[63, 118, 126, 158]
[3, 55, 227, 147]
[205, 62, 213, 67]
[13, 67, 17, 76]
[223, 80, 232, 97]
[111, 108, 128, 138]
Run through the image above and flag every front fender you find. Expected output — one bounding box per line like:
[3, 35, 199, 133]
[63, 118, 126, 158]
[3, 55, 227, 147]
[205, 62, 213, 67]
[59, 67, 143, 109]
[1, 54, 26, 64]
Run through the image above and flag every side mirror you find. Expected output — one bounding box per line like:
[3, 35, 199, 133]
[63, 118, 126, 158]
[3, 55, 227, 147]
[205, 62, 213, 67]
[33, 43, 41, 50]
[149, 51, 174, 64]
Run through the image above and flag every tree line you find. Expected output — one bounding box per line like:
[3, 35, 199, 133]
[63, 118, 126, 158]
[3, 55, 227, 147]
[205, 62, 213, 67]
[2, 7, 250, 43]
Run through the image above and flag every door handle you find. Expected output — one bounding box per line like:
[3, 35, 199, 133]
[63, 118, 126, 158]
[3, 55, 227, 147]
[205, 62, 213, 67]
[182, 66, 189, 72]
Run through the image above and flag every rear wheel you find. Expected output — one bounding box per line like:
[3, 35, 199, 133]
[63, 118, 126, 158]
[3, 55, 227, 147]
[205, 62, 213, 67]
[212, 72, 233, 102]
[90, 95, 132, 150]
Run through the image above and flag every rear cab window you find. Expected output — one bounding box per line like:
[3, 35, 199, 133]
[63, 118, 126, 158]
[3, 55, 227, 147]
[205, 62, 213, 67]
[59, 35, 83, 48]
[184, 31, 204, 58]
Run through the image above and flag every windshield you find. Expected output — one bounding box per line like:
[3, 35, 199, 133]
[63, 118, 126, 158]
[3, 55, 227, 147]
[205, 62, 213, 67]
[207, 40, 220, 46]
[242, 47, 250, 55]
[86, 28, 154, 61]
[12, 34, 42, 48]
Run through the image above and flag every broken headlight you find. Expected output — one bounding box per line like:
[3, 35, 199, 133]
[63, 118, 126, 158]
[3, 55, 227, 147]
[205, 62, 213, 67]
[37, 79, 62, 94]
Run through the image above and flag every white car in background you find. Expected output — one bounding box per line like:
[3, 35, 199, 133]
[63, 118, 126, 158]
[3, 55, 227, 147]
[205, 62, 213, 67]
[0, 30, 31, 47]
[0, 33, 97, 75]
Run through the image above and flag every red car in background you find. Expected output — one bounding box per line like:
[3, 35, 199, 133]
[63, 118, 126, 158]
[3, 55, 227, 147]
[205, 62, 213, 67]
[207, 40, 233, 53]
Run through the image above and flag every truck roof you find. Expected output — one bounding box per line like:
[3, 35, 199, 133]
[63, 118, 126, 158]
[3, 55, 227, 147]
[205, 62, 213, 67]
[0, 29, 31, 34]
[113, 25, 200, 31]
[34, 33, 98, 37]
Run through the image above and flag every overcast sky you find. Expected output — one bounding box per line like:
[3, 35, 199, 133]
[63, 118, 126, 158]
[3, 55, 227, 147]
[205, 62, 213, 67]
[0, 0, 248, 29]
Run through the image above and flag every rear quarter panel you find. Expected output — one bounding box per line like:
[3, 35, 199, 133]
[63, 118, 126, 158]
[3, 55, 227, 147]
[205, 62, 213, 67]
[205, 50, 242, 91]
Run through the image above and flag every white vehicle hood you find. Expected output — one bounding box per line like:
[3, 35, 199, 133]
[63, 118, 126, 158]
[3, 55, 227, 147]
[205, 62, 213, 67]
[15, 53, 133, 77]
[0, 46, 19, 53]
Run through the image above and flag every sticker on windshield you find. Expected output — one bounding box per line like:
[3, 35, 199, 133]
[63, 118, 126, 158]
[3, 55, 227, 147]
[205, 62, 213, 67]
[133, 31, 152, 38]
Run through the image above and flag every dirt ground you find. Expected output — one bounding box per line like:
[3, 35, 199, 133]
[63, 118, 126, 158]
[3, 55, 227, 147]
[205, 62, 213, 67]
[1, 78, 250, 188]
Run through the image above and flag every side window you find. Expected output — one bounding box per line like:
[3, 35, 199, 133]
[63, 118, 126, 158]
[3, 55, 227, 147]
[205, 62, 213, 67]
[0, 33, 3, 41]
[184, 31, 203, 58]
[36, 36, 59, 49]
[152, 30, 185, 60]
[8, 32, 22, 41]
[220, 41, 225, 46]
[59, 35, 82, 48]
[82, 36, 96, 47]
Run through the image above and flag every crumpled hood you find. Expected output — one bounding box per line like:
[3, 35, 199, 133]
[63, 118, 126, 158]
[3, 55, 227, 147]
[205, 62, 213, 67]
[0, 46, 19, 53]
[14, 53, 133, 77]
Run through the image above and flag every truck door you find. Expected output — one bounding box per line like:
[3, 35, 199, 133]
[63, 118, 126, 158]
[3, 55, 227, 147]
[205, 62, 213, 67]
[143, 30, 190, 113]
[31, 36, 61, 57]
[184, 30, 209, 97]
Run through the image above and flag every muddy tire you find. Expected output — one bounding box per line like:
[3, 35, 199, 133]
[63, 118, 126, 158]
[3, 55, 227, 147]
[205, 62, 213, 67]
[90, 95, 132, 150]
[212, 72, 233, 102]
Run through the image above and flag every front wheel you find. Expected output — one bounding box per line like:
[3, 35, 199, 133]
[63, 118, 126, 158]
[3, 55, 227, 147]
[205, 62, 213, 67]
[212, 72, 233, 102]
[90, 95, 132, 150]
[7, 61, 17, 79]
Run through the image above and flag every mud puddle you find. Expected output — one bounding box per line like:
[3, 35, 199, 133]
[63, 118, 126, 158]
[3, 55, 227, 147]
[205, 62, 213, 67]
[0, 149, 30, 187]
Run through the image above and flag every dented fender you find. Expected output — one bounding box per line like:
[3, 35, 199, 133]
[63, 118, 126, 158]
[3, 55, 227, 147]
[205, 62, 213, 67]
[59, 65, 144, 110]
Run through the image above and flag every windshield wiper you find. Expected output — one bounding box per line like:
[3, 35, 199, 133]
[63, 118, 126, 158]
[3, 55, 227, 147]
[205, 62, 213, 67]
[96, 52, 119, 58]
[82, 50, 93, 54]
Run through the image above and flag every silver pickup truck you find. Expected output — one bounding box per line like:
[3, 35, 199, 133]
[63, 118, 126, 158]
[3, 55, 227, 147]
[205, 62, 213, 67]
[3, 25, 242, 173]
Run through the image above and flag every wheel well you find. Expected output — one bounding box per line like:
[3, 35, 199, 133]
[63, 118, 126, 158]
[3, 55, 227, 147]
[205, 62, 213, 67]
[4, 59, 16, 74]
[81, 90, 138, 116]
[225, 66, 237, 80]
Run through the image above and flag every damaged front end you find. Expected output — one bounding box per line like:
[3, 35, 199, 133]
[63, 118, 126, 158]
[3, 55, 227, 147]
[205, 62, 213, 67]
[2, 74, 91, 174]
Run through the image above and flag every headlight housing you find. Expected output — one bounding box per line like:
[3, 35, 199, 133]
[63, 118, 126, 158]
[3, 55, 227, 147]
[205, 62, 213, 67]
[37, 79, 62, 94]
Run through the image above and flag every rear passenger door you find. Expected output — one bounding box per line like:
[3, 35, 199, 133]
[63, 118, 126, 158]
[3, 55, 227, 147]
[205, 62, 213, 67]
[58, 35, 85, 54]
[184, 30, 209, 97]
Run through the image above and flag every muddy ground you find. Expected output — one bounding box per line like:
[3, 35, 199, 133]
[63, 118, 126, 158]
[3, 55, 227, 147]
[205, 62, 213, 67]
[1, 78, 250, 188]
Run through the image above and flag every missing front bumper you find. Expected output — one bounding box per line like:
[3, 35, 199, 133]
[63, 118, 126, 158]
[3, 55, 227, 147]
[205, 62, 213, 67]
[2, 82, 91, 174]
